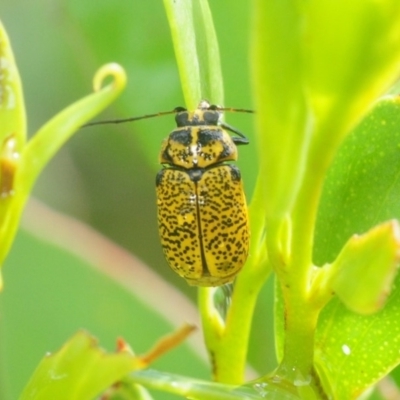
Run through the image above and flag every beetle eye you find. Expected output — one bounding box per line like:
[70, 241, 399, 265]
[203, 110, 220, 125]
[175, 112, 189, 127]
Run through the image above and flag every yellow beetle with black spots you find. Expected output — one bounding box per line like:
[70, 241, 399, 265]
[156, 100, 250, 286]
[83, 100, 251, 286]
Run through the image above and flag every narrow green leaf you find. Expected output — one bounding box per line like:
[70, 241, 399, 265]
[0, 19, 26, 147]
[195, 0, 224, 104]
[106, 381, 155, 400]
[129, 369, 300, 400]
[0, 63, 126, 276]
[163, 0, 201, 108]
[19, 331, 138, 400]
[162, 0, 223, 107]
[0, 19, 27, 286]
[20, 63, 127, 193]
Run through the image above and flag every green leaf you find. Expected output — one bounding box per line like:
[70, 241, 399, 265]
[0, 62, 127, 279]
[163, 0, 201, 108]
[254, 1, 400, 389]
[314, 96, 400, 264]
[252, 0, 309, 220]
[315, 282, 400, 399]
[163, 0, 223, 108]
[0, 19, 26, 146]
[105, 380, 155, 400]
[252, 0, 400, 224]
[314, 96, 400, 397]
[195, 0, 224, 104]
[330, 221, 400, 314]
[20, 63, 127, 193]
[19, 331, 138, 400]
[129, 369, 301, 400]
[0, 213, 208, 400]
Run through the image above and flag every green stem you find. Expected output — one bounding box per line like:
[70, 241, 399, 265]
[213, 275, 266, 384]
[276, 128, 340, 378]
[199, 270, 269, 385]
[278, 285, 319, 379]
[199, 177, 270, 384]
[198, 287, 225, 375]
[275, 191, 320, 377]
[277, 110, 366, 376]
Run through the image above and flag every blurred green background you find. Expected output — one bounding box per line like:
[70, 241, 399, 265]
[0, 1, 275, 399]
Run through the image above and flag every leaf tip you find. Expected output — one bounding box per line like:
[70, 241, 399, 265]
[93, 63, 127, 93]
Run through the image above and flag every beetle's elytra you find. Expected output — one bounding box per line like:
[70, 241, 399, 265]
[156, 100, 250, 286]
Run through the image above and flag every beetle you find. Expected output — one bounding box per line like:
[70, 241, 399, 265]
[84, 100, 251, 286]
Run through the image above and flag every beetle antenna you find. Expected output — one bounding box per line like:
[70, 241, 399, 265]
[215, 107, 255, 114]
[82, 105, 254, 128]
[206, 103, 254, 114]
[82, 108, 185, 128]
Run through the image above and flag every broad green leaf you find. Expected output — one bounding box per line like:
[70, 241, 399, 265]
[315, 282, 400, 399]
[314, 97, 400, 397]
[19, 331, 138, 400]
[314, 96, 400, 263]
[329, 221, 400, 314]
[312, 221, 400, 314]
